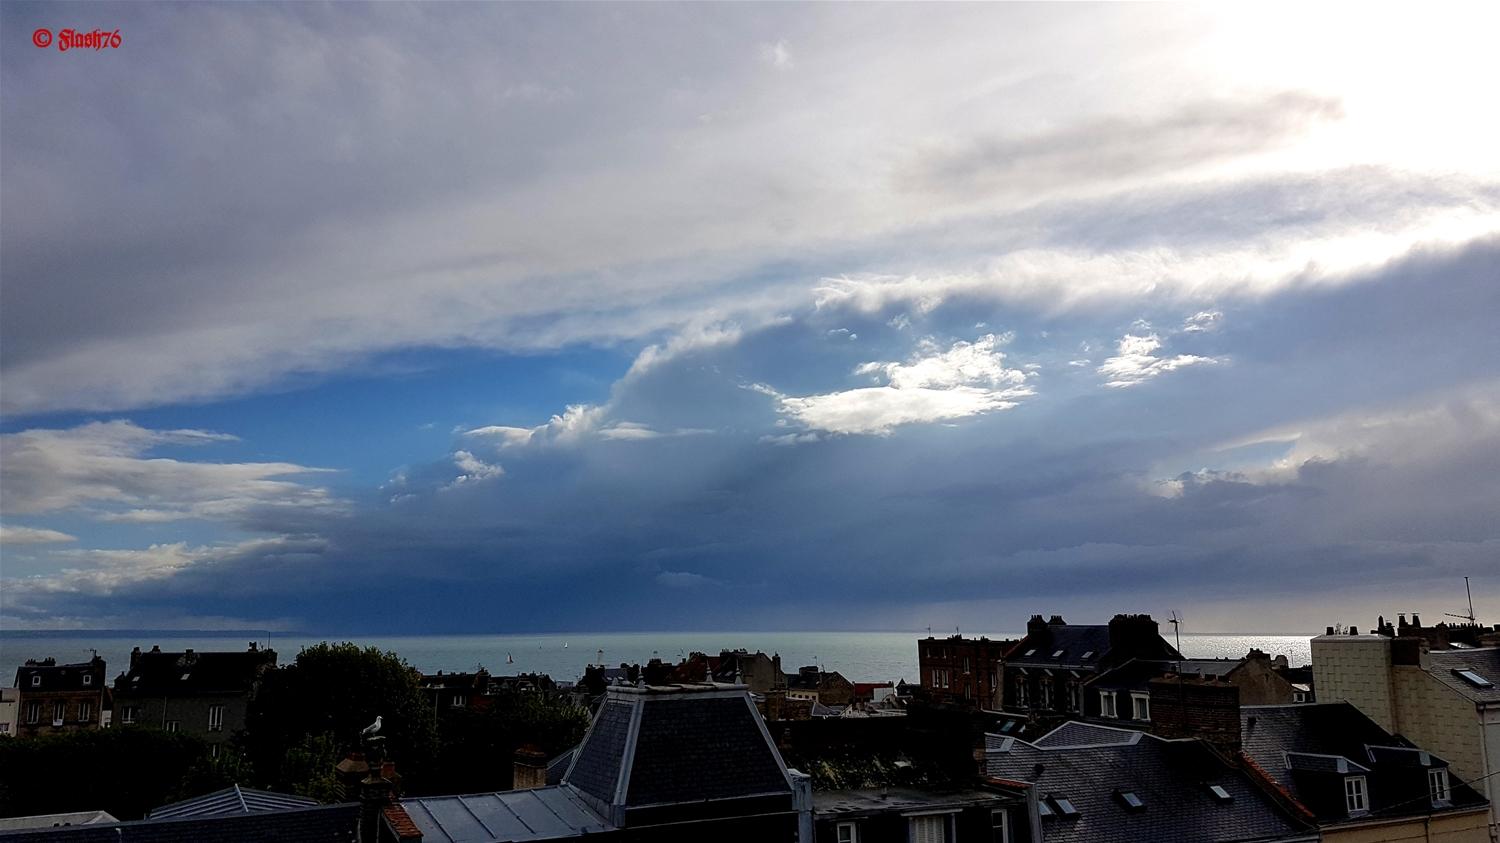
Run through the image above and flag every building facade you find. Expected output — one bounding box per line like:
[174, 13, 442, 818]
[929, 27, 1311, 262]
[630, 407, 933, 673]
[12, 656, 107, 738]
[112, 644, 276, 753]
[917, 635, 1013, 710]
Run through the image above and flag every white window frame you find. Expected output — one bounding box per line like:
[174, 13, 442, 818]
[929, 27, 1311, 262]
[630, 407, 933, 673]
[82, 675, 93, 686]
[165, 720, 180, 734]
[1099, 690, 1117, 718]
[451, 693, 467, 708]
[210, 743, 221, 759]
[78, 701, 93, 723]
[1344, 775, 1368, 814]
[1066, 680, 1081, 712]
[121, 706, 137, 725]
[991, 807, 1010, 843]
[52, 700, 65, 725]
[208, 704, 225, 731]
[1040, 680, 1054, 710]
[1014, 675, 1030, 707]
[1131, 692, 1151, 721]
[30, 675, 41, 687]
[907, 813, 952, 843]
[25, 701, 40, 724]
[963, 657, 971, 675]
[1429, 768, 1451, 804]
[836, 821, 858, 843]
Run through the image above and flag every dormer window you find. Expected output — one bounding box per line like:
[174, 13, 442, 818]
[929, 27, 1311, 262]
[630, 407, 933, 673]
[30, 675, 40, 687]
[1130, 692, 1150, 721]
[1344, 776, 1368, 815]
[1429, 769, 1451, 804]
[1099, 690, 1118, 718]
[82, 675, 92, 686]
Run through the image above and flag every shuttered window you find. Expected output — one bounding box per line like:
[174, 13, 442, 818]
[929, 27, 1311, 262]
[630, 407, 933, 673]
[909, 815, 948, 843]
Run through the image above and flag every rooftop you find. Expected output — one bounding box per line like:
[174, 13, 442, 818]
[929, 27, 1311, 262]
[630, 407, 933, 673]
[401, 789, 610, 843]
[1424, 647, 1500, 704]
[148, 785, 317, 819]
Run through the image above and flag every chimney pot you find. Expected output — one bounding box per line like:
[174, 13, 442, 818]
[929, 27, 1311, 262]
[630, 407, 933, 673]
[1349, 627, 1359, 635]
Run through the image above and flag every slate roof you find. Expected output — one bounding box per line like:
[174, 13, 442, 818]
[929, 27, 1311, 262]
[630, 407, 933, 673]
[986, 729, 1313, 842]
[115, 648, 275, 696]
[1090, 658, 1243, 691]
[1240, 703, 1488, 823]
[13, 658, 107, 693]
[565, 698, 632, 804]
[401, 789, 611, 843]
[1424, 647, 1500, 704]
[545, 748, 576, 786]
[1006, 625, 1115, 670]
[0, 804, 358, 842]
[149, 785, 317, 818]
[625, 695, 790, 806]
[814, 788, 1013, 820]
[1034, 721, 1143, 748]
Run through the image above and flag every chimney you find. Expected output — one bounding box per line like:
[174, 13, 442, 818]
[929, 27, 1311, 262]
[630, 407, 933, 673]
[1026, 614, 1047, 639]
[130, 646, 142, 670]
[359, 765, 397, 843]
[334, 751, 370, 802]
[1108, 614, 1161, 657]
[1349, 626, 1359, 635]
[1047, 615, 1066, 625]
[1411, 614, 1422, 628]
[513, 745, 548, 790]
[1149, 675, 1241, 752]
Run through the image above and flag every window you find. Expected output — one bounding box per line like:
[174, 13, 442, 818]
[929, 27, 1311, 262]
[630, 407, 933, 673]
[1293, 691, 1307, 703]
[1208, 784, 1233, 803]
[210, 743, 221, 759]
[1117, 790, 1144, 811]
[908, 815, 949, 843]
[1454, 669, 1493, 688]
[1066, 680, 1081, 712]
[931, 668, 950, 689]
[82, 675, 93, 686]
[991, 808, 1010, 843]
[0, 723, 9, 734]
[1014, 676, 1030, 707]
[1050, 796, 1080, 817]
[121, 706, 137, 725]
[1039, 680, 1054, 710]
[1024, 649, 1036, 657]
[1131, 692, 1150, 721]
[451, 693, 467, 708]
[1081, 651, 1094, 660]
[1429, 768, 1451, 804]
[1099, 690, 1117, 718]
[208, 704, 225, 731]
[52, 701, 65, 725]
[836, 821, 858, 843]
[1052, 650, 1064, 659]
[78, 701, 93, 723]
[1344, 776, 1368, 814]
[165, 720, 180, 733]
[30, 675, 41, 687]
[24, 701, 40, 724]
[963, 657, 971, 674]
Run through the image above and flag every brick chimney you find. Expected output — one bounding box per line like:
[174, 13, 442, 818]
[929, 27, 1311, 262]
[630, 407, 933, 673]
[1108, 614, 1161, 657]
[1026, 614, 1048, 639]
[359, 762, 399, 843]
[513, 745, 548, 790]
[1148, 674, 1241, 752]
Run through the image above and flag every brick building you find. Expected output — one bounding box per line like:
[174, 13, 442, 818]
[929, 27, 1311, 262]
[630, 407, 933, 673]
[13, 656, 107, 737]
[917, 635, 1014, 710]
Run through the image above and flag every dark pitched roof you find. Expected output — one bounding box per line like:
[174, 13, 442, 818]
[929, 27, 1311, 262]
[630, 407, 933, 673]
[1006, 625, 1115, 669]
[13, 658, 106, 693]
[1240, 703, 1488, 823]
[626, 694, 791, 806]
[115, 648, 275, 696]
[986, 730, 1313, 843]
[565, 697, 633, 804]
[401, 789, 610, 842]
[0, 804, 358, 842]
[546, 748, 577, 786]
[1424, 648, 1500, 704]
[1089, 658, 1244, 691]
[148, 785, 317, 819]
[1034, 721, 1143, 748]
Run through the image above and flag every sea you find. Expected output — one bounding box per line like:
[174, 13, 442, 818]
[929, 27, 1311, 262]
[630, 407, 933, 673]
[0, 630, 1316, 685]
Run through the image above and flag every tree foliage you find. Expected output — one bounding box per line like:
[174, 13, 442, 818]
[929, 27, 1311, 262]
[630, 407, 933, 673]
[244, 642, 438, 796]
[0, 728, 218, 820]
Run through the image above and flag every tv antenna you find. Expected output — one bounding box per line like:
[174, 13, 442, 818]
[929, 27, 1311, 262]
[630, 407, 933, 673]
[1168, 611, 1183, 654]
[1444, 577, 1477, 624]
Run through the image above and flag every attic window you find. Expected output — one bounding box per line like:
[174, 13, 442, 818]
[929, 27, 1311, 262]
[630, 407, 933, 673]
[83, 675, 92, 686]
[1208, 785, 1233, 803]
[30, 675, 40, 687]
[1037, 801, 1054, 818]
[1454, 669, 1493, 688]
[1024, 649, 1037, 657]
[1081, 651, 1094, 659]
[1116, 790, 1145, 811]
[1050, 796, 1080, 817]
[180, 673, 191, 681]
[1052, 650, 1065, 659]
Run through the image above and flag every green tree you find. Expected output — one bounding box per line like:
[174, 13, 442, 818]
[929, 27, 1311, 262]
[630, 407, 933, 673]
[244, 642, 437, 797]
[428, 690, 591, 794]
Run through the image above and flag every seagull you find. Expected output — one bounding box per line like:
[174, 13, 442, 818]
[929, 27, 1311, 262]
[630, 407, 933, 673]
[361, 715, 382, 738]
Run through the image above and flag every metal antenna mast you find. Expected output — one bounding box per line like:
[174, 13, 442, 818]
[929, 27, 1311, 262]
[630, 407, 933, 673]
[1444, 577, 1477, 624]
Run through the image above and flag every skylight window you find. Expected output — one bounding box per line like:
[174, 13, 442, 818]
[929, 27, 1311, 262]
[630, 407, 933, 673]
[1208, 785, 1233, 803]
[1116, 790, 1144, 811]
[1081, 651, 1094, 659]
[1024, 649, 1037, 657]
[1050, 796, 1080, 817]
[1052, 650, 1065, 658]
[1038, 801, 1054, 818]
[1454, 669, 1493, 688]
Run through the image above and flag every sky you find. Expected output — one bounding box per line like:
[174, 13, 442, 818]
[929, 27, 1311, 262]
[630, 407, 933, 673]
[2, 3, 1498, 634]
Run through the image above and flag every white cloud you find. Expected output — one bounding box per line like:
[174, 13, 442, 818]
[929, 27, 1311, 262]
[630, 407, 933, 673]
[1097, 333, 1218, 388]
[763, 333, 1034, 435]
[1183, 309, 1224, 332]
[760, 39, 793, 69]
[449, 450, 504, 485]
[0, 525, 77, 545]
[0, 421, 342, 520]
